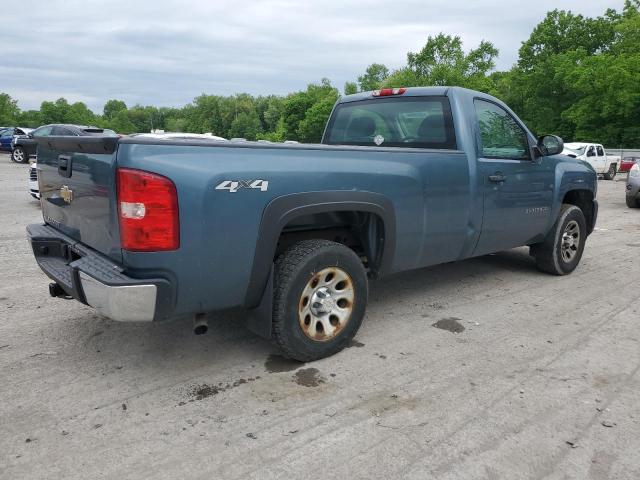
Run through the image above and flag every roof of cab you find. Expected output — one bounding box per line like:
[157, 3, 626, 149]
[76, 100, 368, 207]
[338, 86, 452, 104]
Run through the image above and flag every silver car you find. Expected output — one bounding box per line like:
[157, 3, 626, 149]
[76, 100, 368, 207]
[626, 160, 640, 208]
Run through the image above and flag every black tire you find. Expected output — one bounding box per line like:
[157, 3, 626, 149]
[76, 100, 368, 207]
[627, 196, 640, 208]
[532, 204, 587, 275]
[272, 239, 368, 362]
[11, 146, 27, 163]
[603, 164, 616, 180]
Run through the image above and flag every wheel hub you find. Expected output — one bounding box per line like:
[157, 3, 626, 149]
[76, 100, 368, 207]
[310, 287, 336, 316]
[560, 220, 580, 262]
[298, 267, 355, 342]
[562, 232, 575, 248]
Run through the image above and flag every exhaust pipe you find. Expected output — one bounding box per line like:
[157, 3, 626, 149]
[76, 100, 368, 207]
[49, 283, 71, 299]
[193, 314, 208, 335]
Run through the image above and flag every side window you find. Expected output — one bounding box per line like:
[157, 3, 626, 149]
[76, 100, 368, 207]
[32, 126, 53, 137]
[52, 126, 74, 135]
[587, 147, 596, 157]
[596, 146, 604, 156]
[474, 99, 530, 160]
[0, 130, 12, 138]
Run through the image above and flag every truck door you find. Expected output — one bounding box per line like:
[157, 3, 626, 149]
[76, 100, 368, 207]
[596, 145, 606, 172]
[472, 99, 554, 255]
[586, 145, 600, 172]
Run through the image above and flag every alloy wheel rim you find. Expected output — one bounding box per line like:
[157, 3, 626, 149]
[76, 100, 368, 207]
[298, 267, 355, 342]
[561, 220, 580, 262]
[14, 149, 23, 161]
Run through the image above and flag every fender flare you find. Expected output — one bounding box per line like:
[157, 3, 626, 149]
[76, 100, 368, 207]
[552, 167, 598, 236]
[244, 190, 396, 310]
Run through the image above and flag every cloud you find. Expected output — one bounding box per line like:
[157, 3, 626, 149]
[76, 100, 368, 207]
[1, 0, 620, 112]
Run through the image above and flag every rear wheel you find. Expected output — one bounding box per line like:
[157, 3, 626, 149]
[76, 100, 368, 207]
[603, 164, 617, 180]
[532, 204, 587, 275]
[11, 146, 26, 163]
[272, 239, 368, 362]
[627, 196, 640, 208]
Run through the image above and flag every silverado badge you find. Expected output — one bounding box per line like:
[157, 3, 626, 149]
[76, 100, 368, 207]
[60, 185, 74, 204]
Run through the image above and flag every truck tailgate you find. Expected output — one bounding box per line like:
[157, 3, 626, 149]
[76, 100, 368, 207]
[36, 137, 122, 262]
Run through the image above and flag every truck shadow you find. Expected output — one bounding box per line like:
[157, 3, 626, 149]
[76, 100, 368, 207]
[368, 247, 535, 309]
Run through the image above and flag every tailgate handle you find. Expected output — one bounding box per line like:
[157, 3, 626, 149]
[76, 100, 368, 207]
[58, 155, 72, 178]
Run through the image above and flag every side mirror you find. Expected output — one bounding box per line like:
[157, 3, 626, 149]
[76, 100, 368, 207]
[537, 134, 564, 156]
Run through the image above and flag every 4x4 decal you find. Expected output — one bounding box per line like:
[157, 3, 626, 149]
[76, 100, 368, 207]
[215, 180, 269, 193]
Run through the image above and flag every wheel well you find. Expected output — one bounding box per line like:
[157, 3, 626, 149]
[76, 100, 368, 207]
[563, 190, 595, 234]
[275, 211, 386, 276]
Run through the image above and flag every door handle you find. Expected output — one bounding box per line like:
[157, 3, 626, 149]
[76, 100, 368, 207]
[488, 173, 506, 183]
[58, 155, 72, 178]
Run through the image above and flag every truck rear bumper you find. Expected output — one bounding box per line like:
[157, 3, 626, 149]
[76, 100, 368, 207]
[78, 272, 157, 321]
[27, 224, 172, 322]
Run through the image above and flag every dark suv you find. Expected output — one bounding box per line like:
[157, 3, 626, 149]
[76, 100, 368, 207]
[11, 124, 116, 163]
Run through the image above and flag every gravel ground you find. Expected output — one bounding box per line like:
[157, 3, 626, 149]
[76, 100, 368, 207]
[1, 153, 639, 479]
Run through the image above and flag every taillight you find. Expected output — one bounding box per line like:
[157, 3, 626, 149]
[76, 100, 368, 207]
[117, 168, 179, 251]
[372, 87, 406, 97]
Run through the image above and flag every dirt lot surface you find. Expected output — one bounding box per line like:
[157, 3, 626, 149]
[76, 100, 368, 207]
[1, 153, 639, 479]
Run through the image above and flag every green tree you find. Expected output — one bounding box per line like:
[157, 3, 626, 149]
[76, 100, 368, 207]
[228, 111, 263, 140]
[344, 81, 358, 95]
[103, 99, 127, 120]
[297, 94, 337, 143]
[40, 98, 71, 124]
[0, 93, 20, 125]
[556, 2, 640, 145]
[281, 79, 338, 141]
[68, 102, 96, 125]
[109, 110, 137, 134]
[357, 64, 389, 91]
[383, 34, 498, 91]
[260, 95, 285, 132]
[17, 110, 43, 128]
[496, 3, 634, 143]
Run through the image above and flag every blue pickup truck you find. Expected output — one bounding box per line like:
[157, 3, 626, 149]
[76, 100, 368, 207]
[27, 87, 597, 361]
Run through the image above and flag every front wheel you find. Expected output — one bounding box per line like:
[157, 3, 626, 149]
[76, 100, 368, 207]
[272, 240, 368, 362]
[603, 164, 617, 180]
[11, 147, 27, 163]
[531, 204, 587, 275]
[627, 196, 640, 208]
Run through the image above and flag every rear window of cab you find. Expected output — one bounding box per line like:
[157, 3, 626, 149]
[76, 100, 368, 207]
[324, 96, 457, 150]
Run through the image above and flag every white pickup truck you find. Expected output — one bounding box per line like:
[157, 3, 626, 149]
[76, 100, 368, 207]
[563, 143, 621, 180]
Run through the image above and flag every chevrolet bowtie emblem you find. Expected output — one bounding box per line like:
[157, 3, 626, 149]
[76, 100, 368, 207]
[60, 185, 74, 204]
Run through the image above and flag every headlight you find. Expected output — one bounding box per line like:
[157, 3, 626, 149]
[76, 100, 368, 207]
[630, 163, 640, 177]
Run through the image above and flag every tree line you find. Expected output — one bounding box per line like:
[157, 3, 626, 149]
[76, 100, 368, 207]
[1, 1, 638, 146]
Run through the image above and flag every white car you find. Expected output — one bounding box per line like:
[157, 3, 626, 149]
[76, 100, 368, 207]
[563, 142, 621, 180]
[29, 162, 39, 199]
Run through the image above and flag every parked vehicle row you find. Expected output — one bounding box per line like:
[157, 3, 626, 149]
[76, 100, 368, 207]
[11, 124, 118, 163]
[26, 86, 599, 361]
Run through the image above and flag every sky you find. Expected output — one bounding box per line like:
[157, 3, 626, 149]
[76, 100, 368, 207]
[1, 0, 621, 113]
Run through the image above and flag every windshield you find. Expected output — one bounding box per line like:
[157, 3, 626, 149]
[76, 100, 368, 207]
[565, 145, 586, 155]
[324, 96, 457, 149]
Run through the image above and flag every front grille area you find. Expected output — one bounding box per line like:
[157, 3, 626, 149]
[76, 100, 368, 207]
[29, 167, 37, 181]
